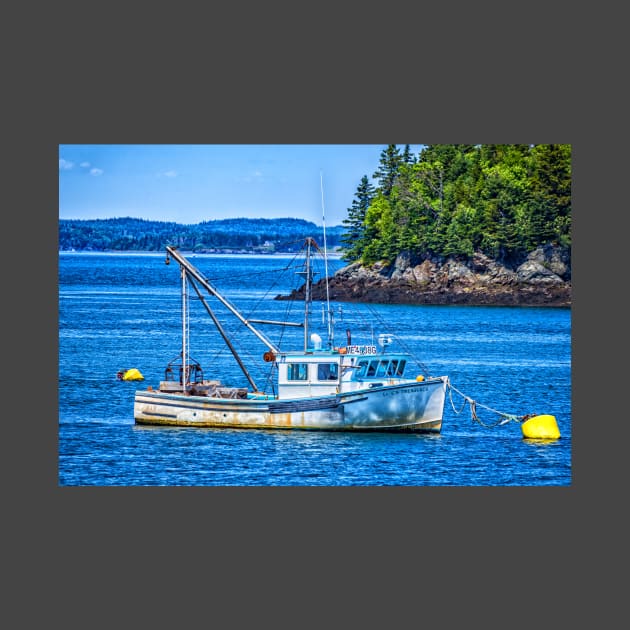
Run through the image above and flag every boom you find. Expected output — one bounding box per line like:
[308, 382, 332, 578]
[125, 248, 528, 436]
[165, 245, 280, 354]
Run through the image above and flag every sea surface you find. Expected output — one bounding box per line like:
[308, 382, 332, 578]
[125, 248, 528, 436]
[58, 251, 572, 486]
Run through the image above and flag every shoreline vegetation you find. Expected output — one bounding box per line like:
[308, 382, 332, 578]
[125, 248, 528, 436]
[58, 217, 345, 254]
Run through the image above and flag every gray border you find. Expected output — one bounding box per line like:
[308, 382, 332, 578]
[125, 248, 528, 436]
[7, 3, 607, 625]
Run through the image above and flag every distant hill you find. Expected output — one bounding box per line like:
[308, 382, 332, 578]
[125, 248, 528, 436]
[58, 217, 345, 253]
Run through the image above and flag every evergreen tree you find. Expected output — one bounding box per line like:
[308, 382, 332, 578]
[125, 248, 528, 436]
[529, 144, 571, 247]
[402, 144, 415, 164]
[444, 205, 475, 257]
[340, 175, 376, 261]
[409, 158, 445, 248]
[373, 144, 403, 196]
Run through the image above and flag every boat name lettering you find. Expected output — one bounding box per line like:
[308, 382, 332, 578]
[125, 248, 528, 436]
[347, 345, 377, 355]
[382, 387, 423, 397]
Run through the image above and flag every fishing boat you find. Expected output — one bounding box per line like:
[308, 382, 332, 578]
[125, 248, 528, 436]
[134, 239, 448, 432]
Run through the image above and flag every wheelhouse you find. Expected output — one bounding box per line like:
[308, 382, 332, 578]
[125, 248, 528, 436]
[276, 349, 413, 399]
[277, 352, 342, 398]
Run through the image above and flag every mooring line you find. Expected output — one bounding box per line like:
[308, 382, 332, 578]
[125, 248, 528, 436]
[446, 378, 528, 428]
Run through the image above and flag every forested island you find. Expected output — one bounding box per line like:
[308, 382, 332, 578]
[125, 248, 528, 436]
[292, 144, 571, 307]
[59, 144, 571, 306]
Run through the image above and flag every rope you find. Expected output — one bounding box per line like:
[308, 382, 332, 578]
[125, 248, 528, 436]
[446, 378, 526, 429]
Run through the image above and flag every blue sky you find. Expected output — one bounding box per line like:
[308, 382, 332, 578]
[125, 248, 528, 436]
[58, 144, 425, 226]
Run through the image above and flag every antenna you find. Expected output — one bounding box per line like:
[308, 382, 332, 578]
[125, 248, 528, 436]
[320, 171, 333, 347]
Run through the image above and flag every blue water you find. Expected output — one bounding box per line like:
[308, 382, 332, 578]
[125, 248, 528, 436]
[58, 252, 572, 486]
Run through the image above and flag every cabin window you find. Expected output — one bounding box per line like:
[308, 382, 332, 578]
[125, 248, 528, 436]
[356, 360, 368, 378]
[287, 363, 309, 381]
[376, 360, 389, 377]
[386, 360, 398, 376]
[355, 358, 406, 379]
[317, 363, 339, 381]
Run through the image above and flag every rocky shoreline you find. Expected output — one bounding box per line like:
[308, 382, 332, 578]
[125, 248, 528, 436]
[278, 245, 571, 307]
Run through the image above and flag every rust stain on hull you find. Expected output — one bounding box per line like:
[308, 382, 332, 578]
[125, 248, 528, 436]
[134, 416, 441, 432]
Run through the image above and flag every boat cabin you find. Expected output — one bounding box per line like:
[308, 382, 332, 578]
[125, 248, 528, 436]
[276, 346, 412, 399]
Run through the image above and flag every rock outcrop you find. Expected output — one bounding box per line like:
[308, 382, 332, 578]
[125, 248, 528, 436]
[277, 245, 571, 307]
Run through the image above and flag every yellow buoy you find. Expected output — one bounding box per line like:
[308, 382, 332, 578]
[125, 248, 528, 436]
[416, 375, 425, 382]
[122, 368, 144, 381]
[521, 414, 560, 440]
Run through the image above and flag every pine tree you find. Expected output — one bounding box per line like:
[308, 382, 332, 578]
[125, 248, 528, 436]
[402, 144, 415, 164]
[340, 175, 376, 261]
[529, 144, 571, 247]
[373, 144, 403, 196]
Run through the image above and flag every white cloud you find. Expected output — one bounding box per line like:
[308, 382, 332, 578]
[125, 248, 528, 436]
[80, 162, 90, 168]
[90, 168, 104, 176]
[59, 158, 74, 170]
[164, 170, 177, 178]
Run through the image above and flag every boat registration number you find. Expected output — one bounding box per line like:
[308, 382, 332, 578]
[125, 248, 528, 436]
[346, 344, 377, 355]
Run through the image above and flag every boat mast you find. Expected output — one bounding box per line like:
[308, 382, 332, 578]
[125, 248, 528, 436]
[302, 237, 313, 352]
[181, 265, 189, 392]
[320, 172, 333, 348]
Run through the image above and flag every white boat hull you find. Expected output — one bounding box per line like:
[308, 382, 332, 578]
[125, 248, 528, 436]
[134, 377, 447, 432]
